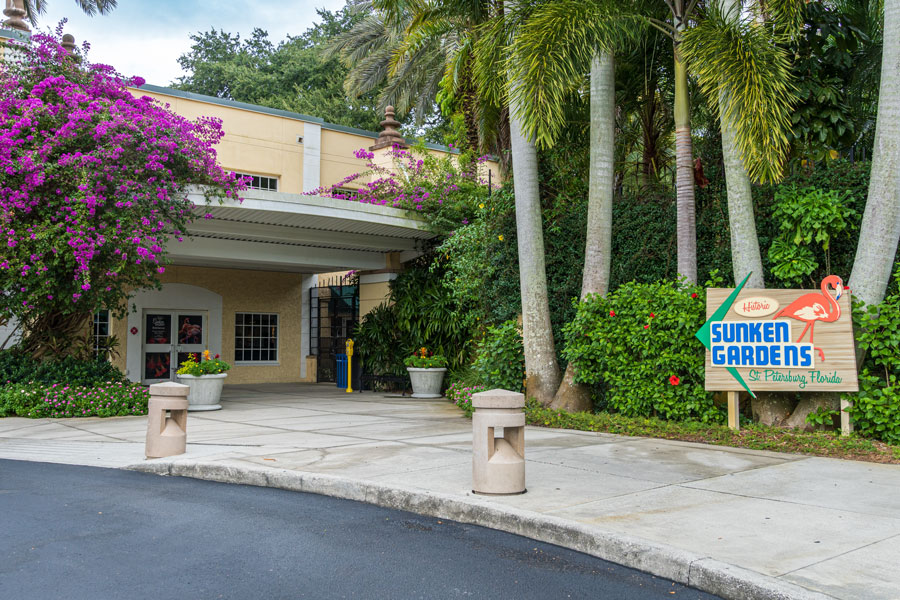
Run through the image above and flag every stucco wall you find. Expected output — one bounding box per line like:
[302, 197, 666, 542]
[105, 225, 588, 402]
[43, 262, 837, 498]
[133, 89, 310, 194]
[112, 266, 312, 384]
[360, 281, 391, 318]
[128, 87, 501, 197]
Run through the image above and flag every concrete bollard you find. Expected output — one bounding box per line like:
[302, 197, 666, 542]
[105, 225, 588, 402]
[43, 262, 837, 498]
[145, 382, 189, 459]
[471, 389, 526, 495]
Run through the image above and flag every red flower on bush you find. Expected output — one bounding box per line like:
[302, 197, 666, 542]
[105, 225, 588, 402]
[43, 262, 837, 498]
[649, 313, 655, 318]
[669, 375, 680, 386]
[214, 354, 220, 359]
[609, 310, 616, 317]
[643, 325, 649, 329]
[691, 293, 698, 299]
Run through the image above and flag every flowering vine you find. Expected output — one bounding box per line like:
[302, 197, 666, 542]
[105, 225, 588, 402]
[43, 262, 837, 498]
[0, 28, 245, 356]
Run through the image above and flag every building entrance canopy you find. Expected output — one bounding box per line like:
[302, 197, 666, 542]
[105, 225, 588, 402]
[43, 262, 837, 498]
[172, 188, 433, 273]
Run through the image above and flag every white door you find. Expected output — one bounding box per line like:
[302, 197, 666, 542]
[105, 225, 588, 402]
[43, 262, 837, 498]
[142, 311, 207, 384]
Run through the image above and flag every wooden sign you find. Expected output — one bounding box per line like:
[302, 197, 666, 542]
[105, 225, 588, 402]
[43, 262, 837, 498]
[698, 275, 858, 395]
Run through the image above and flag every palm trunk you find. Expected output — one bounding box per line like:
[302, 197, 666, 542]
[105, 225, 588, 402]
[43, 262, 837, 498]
[719, 0, 764, 288]
[673, 29, 697, 284]
[552, 52, 615, 412]
[508, 66, 561, 405]
[849, 0, 900, 307]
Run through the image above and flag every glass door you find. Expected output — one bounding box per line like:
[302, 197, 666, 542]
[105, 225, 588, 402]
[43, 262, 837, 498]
[143, 312, 174, 384]
[142, 311, 207, 384]
[175, 313, 206, 370]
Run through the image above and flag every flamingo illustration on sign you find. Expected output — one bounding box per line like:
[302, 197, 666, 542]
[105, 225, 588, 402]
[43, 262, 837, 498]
[772, 275, 843, 361]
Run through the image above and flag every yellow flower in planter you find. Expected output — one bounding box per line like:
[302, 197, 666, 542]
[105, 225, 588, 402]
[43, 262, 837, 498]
[498, 235, 504, 241]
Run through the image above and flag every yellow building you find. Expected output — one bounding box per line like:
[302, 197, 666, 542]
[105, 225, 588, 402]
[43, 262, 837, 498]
[117, 85, 500, 386]
[0, 23, 500, 386]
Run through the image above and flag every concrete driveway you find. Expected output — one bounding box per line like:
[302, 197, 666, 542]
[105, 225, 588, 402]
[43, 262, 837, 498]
[1, 383, 899, 600]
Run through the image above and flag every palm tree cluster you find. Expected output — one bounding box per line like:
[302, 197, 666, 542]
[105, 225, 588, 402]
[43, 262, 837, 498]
[329, 0, 896, 411]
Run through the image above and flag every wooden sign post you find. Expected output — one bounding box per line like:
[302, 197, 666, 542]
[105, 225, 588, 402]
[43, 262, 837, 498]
[696, 274, 858, 432]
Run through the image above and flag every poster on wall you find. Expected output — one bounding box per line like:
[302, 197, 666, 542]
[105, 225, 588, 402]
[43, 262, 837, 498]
[144, 352, 171, 380]
[177, 314, 203, 345]
[145, 314, 171, 345]
[697, 274, 858, 395]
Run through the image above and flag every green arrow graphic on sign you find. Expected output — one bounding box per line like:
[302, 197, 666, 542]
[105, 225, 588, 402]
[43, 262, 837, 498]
[694, 272, 756, 398]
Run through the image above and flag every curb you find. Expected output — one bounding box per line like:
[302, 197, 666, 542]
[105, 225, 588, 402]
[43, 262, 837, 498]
[126, 459, 835, 600]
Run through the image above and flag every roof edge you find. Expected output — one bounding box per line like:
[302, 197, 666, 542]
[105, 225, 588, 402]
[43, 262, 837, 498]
[137, 83, 325, 125]
[136, 83, 460, 155]
[0, 28, 31, 41]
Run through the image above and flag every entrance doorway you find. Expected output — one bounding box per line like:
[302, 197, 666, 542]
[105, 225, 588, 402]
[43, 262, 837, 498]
[309, 277, 358, 383]
[142, 310, 208, 384]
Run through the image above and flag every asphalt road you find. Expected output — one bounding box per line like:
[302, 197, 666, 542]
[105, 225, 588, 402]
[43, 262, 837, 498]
[0, 459, 720, 600]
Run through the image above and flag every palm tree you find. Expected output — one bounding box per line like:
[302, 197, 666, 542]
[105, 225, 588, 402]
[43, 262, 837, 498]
[680, 1, 802, 288]
[328, 0, 508, 161]
[641, 0, 798, 284]
[502, 0, 796, 405]
[24, 0, 116, 24]
[502, 0, 637, 410]
[849, 0, 900, 307]
[490, 0, 563, 404]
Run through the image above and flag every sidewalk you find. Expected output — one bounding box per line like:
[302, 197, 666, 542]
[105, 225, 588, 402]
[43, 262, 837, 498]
[1, 383, 898, 600]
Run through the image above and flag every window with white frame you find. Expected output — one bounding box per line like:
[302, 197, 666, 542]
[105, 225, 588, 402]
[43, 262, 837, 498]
[235, 313, 279, 363]
[234, 172, 279, 192]
[93, 309, 110, 359]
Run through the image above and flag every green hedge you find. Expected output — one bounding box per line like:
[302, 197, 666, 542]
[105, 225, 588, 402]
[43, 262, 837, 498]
[472, 319, 524, 392]
[0, 351, 126, 387]
[562, 279, 723, 423]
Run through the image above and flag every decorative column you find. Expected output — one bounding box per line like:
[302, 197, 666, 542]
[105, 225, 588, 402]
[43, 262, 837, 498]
[2, 0, 29, 32]
[368, 106, 408, 174]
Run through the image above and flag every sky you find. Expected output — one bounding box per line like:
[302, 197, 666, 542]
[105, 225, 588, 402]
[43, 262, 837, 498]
[33, 0, 348, 86]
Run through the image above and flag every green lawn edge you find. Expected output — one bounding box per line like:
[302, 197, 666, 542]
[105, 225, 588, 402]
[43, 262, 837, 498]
[519, 401, 900, 464]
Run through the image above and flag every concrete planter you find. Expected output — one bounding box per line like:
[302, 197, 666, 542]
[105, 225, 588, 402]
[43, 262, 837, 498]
[177, 373, 227, 411]
[407, 367, 447, 398]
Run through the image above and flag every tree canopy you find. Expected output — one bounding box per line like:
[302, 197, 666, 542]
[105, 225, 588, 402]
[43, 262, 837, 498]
[173, 7, 386, 132]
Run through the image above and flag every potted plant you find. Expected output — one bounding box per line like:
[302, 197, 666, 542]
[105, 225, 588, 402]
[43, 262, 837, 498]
[176, 350, 231, 411]
[404, 347, 448, 398]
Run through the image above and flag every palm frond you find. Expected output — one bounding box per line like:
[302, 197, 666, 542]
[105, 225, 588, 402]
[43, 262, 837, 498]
[506, 0, 644, 148]
[763, 0, 806, 37]
[681, 5, 797, 183]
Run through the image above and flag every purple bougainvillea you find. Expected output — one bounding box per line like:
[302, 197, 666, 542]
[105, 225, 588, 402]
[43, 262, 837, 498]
[0, 28, 244, 330]
[306, 144, 494, 213]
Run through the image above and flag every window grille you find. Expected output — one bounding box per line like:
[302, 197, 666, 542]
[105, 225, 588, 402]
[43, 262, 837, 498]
[93, 310, 110, 359]
[235, 313, 279, 363]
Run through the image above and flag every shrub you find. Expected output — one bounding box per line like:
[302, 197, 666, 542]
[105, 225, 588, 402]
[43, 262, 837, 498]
[355, 255, 472, 376]
[472, 320, 525, 392]
[562, 279, 723, 423]
[844, 267, 900, 444]
[766, 186, 857, 286]
[0, 351, 125, 387]
[0, 381, 149, 418]
[446, 381, 485, 417]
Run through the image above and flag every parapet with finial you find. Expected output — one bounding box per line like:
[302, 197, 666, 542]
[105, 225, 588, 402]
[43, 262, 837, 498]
[369, 105, 407, 151]
[2, 0, 30, 33]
